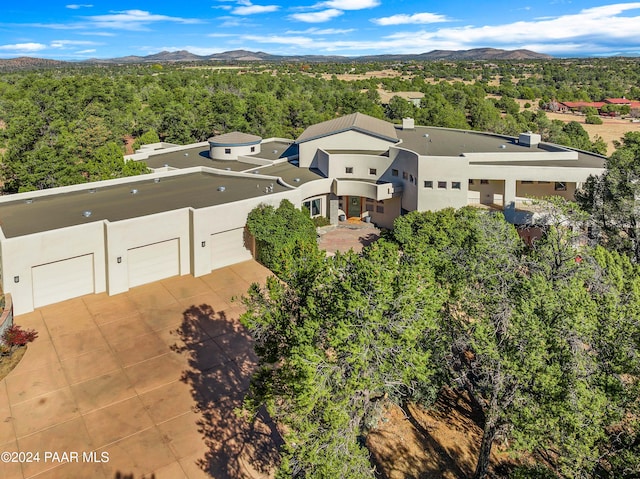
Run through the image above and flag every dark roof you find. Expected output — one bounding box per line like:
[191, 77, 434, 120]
[142, 146, 249, 171]
[254, 162, 326, 186]
[296, 112, 398, 144]
[395, 126, 605, 168]
[0, 171, 290, 238]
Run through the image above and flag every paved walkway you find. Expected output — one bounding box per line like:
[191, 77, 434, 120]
[0, 261, 280, 479]
[317, 222, 381, 255]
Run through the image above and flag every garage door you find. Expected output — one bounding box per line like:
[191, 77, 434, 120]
[128, 238, 180, 288]
[211, 228, 252, 270]
[32, 254, 95, 308]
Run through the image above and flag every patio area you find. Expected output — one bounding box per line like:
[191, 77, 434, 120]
[0, 260, 280, 479]
[317, 221, 381, 255]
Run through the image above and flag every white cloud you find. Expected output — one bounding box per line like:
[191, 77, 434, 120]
[371, 12, 450, 26]
[318, 0, 380, 9]
[242, 3, 640, 56]
[83, 10, 203, 31]
[75, 49, 97, 54]
[290, 9, 343, 22]
[0, 42, 48, 52]
[66, 4, 93, 9]
[286, 27, 355, 34]
[50, 40, 100, 48]
[243, 34, 316, 47]
[232, 1, 280, 15]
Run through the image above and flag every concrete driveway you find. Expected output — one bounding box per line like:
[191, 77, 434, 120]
[0, 260, 280, 479]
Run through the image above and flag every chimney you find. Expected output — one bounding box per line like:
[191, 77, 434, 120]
[519, 131, 541, 148]
[402, 118, 415, 130]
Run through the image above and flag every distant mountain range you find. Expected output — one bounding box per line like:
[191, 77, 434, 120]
[0, 48, 554, 70]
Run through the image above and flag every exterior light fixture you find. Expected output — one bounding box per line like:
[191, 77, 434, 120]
[14, 276, 19, 283]
[117, 257, 122, 264]
[201, 241, 206, 247]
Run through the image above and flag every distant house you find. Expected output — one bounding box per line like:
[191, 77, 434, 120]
[557, 98, 640, 114]
[557, 101, 606, 112]
[0, 113, 605, 314]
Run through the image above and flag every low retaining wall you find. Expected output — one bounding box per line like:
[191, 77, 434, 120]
[0, 294, 14, 344]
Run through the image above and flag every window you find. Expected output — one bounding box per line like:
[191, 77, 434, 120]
[365, 204, 374, 212]
[555, 182, 567, 191]
[438, 181, 447, 189]
[369, 168, 377, 175]
[303, 198, 322, 217]
[392, 169, 399, 177]
[250, 146, 255, 152]
[424, 180, 433, 188]
[480, 179, 489, 185]
[224, 148, 231, 154]
[538, 181, 550, 184]
[409, 174, 414, 183]
[452, 181, 461, 190]
[376, 205, 384, 214]
[403, 171, 408, 180]
[469, 179, 474, 185]
[345, 167, 353, 174]
[521, 180, 534, 184]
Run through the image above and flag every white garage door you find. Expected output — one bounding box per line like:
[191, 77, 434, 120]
[211, 228, 252, 270]
[128, 238, 180, 288]
[32, 254, 95, 308]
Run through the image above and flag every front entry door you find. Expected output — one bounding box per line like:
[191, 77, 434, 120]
[347, 196, 361, 218]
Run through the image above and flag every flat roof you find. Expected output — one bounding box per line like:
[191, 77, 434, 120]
[141, 146, 249, 171]
[0, 172, 290, 238]
[140, 140, 296, 170]
[396, 126, 605, 168]
[255, 162, 326, 186]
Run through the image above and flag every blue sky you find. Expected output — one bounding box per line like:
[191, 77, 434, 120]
[1, 1, 640, 59]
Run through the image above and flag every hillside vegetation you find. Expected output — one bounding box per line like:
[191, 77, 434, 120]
[1, 58, 639, 192]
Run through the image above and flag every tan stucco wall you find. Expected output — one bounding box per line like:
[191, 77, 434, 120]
[365, 197, 401, 229]
[191, 189, 300, 277]
[1, 222, 107, 315]
[105, 208, 192, 296]
[321, 153, 395, 181]
[210, 143, 261, 161]
[298, 130, 397, 168]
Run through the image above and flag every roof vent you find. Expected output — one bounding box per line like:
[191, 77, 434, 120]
[25, 199, 33, 204]
[273, 150, 278, 154]
[154, 178, 160, 183]
[82, 210, 92, 217]
[225, 167, 231, 171]
[293, 178, 300, 183]
[184, 153, 189, 156]
[217, 186, 226, 192]
[89, 188, 97, 193]
[131, 188, 138, 194]
[499, 144, 506, 149]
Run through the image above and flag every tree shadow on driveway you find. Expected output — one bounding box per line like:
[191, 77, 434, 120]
[173, 304, 282, 478]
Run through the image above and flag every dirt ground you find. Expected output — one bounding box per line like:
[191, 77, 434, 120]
[543, 110, 639, 155]
[368, 389, 514, 479]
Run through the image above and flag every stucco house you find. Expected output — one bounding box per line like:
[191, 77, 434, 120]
[0, 113, 605, 314]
